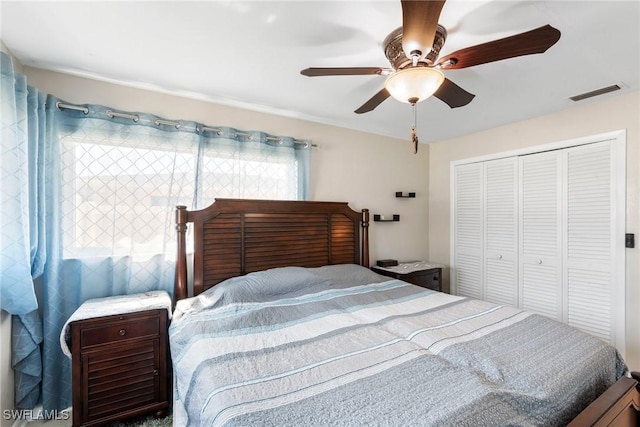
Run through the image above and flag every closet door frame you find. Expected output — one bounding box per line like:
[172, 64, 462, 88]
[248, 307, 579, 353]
[449, 129, 626, 353]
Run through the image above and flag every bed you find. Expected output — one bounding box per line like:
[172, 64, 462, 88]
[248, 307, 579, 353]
[170, 198, 640, 426]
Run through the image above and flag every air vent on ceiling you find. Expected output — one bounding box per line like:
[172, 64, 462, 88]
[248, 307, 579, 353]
[569, 84, 621, 102]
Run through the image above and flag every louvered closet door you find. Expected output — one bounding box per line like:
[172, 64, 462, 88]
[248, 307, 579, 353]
[484, 158, 518, 306]
[452, 134, 624, 350]
[453, 162, 483, 299]
[519, 151, 563, 320]
[564, 141, 616, 341]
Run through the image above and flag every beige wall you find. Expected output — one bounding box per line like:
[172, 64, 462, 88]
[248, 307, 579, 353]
[428, 90, 640, 370]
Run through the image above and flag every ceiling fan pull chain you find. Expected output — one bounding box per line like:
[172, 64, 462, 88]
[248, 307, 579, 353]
[411, 102, 418, 154]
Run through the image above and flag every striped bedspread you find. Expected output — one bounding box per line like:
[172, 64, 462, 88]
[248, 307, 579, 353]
[169, 265, 626, 426]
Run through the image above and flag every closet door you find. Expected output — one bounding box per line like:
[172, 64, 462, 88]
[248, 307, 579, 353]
[563, 141, 617, 342]
[483, 158, 518, 306]
[453, 163, 483, 299]
[519, 151, 563, 320]
[452, 134, 625, 351]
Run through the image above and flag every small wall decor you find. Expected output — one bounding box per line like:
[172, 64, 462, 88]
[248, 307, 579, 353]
[395, 192, 416, 198]
[374, 214, 400, 222]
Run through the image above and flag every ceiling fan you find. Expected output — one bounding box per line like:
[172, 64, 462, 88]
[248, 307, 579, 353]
[300, 0, 561, 115]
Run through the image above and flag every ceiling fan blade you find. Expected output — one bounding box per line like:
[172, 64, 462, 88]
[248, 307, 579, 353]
[301, 67, 391, 77]
[401, 0, 446, 60]
[433, 78, 475, 108]
[354, 88, 391, 114]
[437, 24, 561, 70]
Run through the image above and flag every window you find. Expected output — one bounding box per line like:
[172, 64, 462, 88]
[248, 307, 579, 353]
[57, 118, 308, 261]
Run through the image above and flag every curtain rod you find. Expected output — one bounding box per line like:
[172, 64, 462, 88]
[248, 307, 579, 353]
[56, 102, 317, 148]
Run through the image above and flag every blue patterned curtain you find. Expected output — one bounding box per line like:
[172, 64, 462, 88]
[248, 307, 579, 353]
[0, 52, 311, 411]
[1, 52, 49, 409]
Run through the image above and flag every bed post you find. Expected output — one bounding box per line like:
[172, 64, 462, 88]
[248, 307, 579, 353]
[362, 209, 370, 268]
[175, 205, 188, 302]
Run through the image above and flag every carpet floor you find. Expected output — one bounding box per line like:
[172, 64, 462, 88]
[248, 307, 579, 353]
[106, 413, 172, 427]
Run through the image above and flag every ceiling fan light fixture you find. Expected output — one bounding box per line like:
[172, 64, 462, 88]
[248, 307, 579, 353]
[384, 67, 444, 104]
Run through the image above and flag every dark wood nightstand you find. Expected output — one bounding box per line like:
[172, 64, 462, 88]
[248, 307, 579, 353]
[70, 308, 169, 426]
[372, 262, 443, 292]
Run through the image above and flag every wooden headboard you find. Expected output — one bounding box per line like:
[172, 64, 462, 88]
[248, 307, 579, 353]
[174, 198, 370, 300]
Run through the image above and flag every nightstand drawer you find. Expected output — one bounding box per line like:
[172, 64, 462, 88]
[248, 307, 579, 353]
[409, 270, 441, 291]
[372, 263, 443, 293]
[81, 315, 160, 347]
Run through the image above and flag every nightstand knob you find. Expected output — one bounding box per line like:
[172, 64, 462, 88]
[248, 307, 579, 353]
[537, 259, 543, 265]
[153, 369, 159, 376]
[497, 254, 502, 260]
[118, 329, 126, 336]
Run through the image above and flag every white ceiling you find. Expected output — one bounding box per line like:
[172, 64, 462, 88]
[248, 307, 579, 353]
[1, 1, 639, 143]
